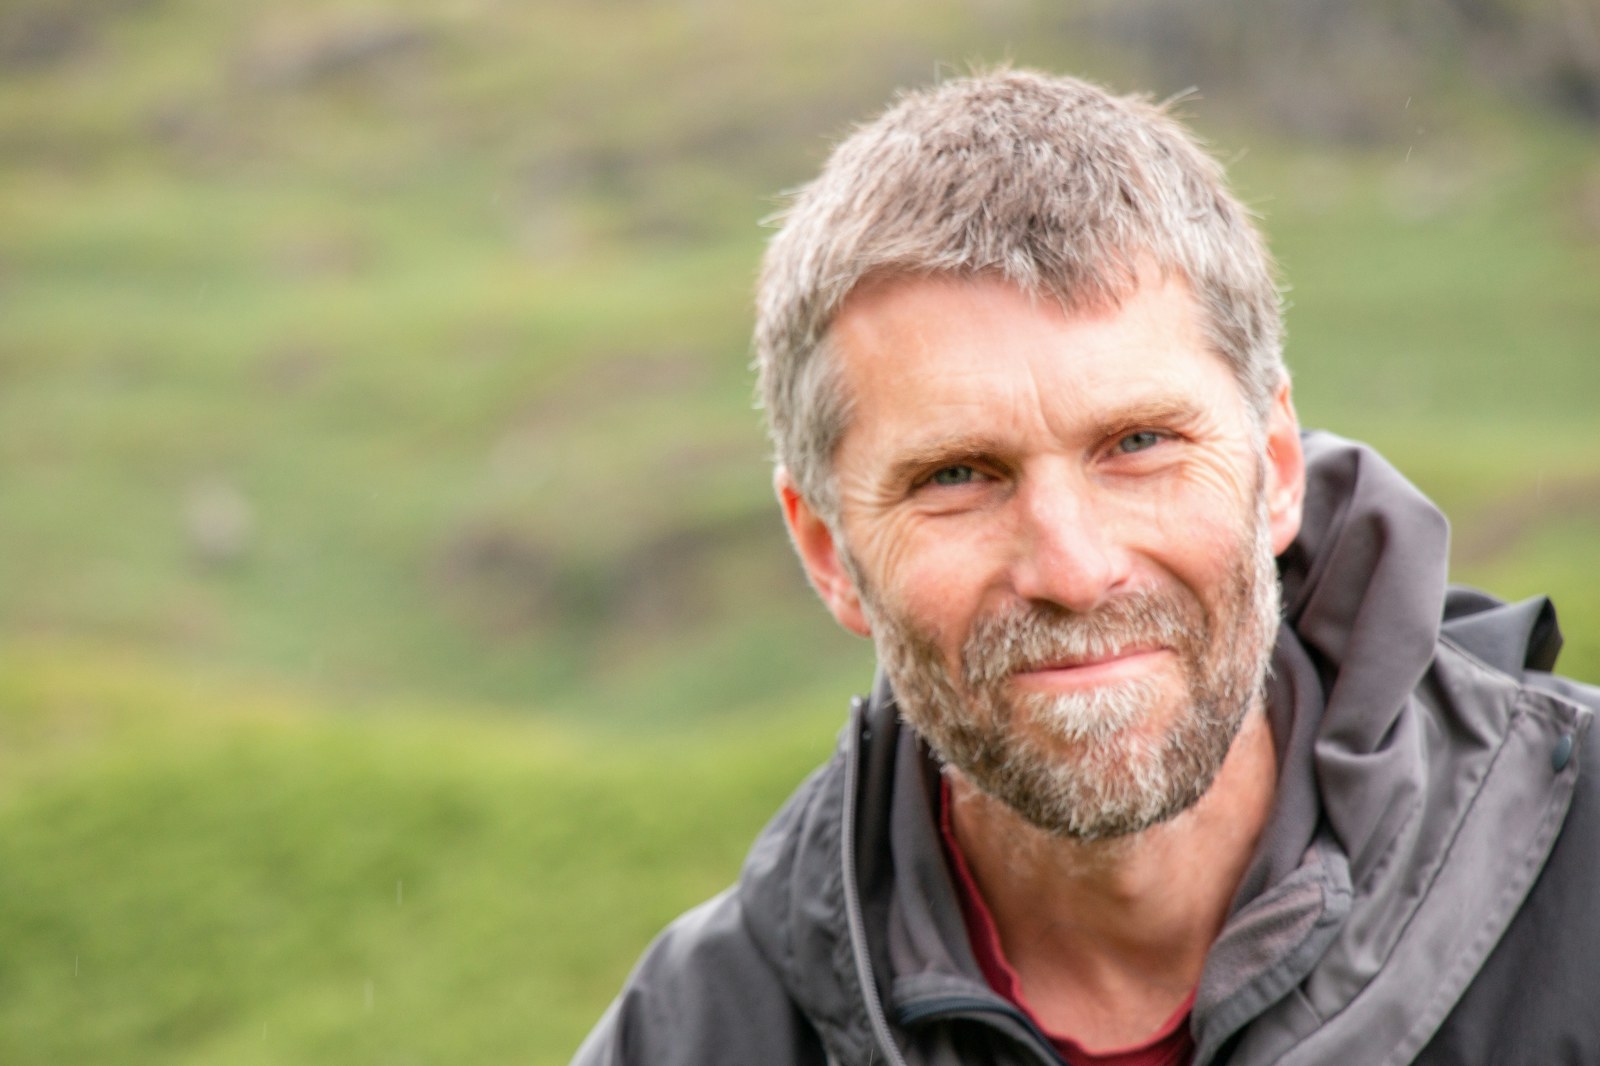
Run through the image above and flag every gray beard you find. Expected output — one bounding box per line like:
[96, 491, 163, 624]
[861, 507, 1281, 843]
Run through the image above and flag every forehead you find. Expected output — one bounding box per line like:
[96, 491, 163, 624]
[827, 273, 1245, 455]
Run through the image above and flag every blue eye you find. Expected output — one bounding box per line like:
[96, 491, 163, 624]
[930, 465, 977, 486]
[1116, 431, 1162, 454]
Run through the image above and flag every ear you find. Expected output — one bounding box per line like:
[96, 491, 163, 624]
[1262, 380, 1305, 556]
[775, 468, 872, 638]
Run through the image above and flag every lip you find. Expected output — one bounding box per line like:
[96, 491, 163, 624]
[1011, 646, 1170, 691]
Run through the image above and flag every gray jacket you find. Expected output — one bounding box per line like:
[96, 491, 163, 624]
[574, 434, 1600, 1065]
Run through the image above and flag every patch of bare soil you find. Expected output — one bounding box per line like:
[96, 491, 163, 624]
[433, 506, 801, 641]
[520, 349, 714, 431]
[1452, 472, 1600, 567]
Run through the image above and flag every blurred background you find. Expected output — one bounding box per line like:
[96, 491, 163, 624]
[2, 0, 1597, 1061]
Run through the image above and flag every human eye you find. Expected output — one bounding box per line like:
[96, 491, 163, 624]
[1114, 430, 1165, 455]
[898, 446, 1007, 506]
[928, 464, 979, 486]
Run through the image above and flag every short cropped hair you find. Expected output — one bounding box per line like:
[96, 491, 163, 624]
[754, 69, 1285, 521]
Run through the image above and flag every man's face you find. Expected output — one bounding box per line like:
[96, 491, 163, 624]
[781, 273, 1304, 840]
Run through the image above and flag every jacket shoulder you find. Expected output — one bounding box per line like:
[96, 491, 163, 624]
[571, 887, 831, 1066]
[571, 737, 859, 1066]
[1417, 628, 1600, 1063]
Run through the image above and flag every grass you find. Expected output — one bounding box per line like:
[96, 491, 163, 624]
[0, 640, 847, 1065]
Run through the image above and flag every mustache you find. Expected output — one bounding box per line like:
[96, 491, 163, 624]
[961, 589, 1207, 690]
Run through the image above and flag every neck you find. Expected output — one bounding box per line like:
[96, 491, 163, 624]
[945, 705, 1277, 1051]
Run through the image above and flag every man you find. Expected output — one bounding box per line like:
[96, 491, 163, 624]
[573, 69, 1599, 1065]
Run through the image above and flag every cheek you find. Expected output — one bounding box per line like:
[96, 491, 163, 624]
[854, 521, 998, 648]
[1124, 471, 1261, 583]
[1149, 451, 1259, 525]
[1173, 447, 1260, 506]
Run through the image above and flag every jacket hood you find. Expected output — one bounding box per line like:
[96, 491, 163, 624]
[1272, 431, 1452, 879]
[1266, 431, 1564, 882]
[1211, 432, 1586, 1065]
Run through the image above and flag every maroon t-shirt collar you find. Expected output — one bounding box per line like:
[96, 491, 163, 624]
[937, 776, 1197, 1066]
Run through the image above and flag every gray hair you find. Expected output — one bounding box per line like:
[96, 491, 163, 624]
[754, 68, 1285, 522]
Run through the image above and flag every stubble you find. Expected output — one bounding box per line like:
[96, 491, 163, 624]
[861, 505, 1281, 842]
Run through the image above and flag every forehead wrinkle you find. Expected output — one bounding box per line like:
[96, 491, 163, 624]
[1020, 366, 1220, 446]
[1026, 343, 1229, 434]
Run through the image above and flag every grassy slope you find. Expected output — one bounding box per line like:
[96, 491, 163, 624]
[0, 640, 845, 1064]
[2, 3, 1595, 726]
[1230, 120, 1600, 678]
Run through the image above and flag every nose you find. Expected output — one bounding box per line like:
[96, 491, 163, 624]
[1007, 467, 1131, 614]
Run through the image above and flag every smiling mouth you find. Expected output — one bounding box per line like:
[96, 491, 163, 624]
[1012, 646, 1170, 689]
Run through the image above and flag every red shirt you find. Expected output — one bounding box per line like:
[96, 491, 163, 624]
[938, 780, 1196, 1066]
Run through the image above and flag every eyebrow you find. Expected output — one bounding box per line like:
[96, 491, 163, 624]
[882, 434, 1010, 488]
[1096, 396, 1211, 433]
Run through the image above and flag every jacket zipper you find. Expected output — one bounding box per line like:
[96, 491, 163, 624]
[840, 699, 914, 1066]
[839, 701, 1066, 1066]
[898, 994, 1071, 1065]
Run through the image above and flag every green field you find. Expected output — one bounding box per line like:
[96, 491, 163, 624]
[2, 1, 1598, 1061]
[0, 641, 846, 1064]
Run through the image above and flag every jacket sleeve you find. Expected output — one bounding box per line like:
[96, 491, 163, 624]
[570, 888, 831, 1066]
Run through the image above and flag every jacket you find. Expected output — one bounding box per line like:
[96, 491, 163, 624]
[573, 433, 1600, 1065]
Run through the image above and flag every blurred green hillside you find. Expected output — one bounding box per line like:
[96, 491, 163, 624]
[0, 640, 841, 1064]
[2, 0, 1599, 1061]
[3, 0, 1597, 718]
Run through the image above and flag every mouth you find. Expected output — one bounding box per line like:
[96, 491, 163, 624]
[1011, 646, 1170, 691]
